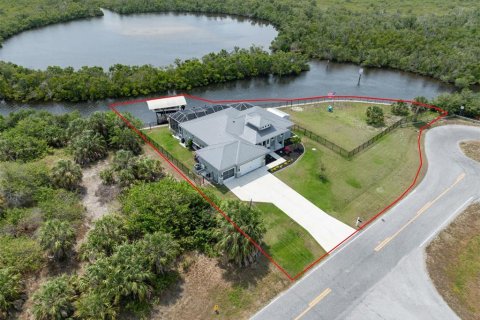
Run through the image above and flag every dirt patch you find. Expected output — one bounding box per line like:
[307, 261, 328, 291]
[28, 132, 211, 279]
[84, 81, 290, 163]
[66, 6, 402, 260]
[152, 254, 290, 319]
[460, 140, 480, 163]
[426, 203, 480, 320]
[80, 158, 119, 223]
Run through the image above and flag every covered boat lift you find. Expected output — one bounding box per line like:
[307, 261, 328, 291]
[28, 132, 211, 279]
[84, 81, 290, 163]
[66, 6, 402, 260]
[147, 96, 187, 124]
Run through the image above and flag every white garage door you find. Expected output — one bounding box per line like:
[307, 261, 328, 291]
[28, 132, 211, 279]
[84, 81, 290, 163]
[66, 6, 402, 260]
[238, 157, 264, 177]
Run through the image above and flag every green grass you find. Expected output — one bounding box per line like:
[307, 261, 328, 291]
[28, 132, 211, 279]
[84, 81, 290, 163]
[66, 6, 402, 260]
[451, 234, 480, 301]
[145, 127, 196, 167]
[284, 102, 399, 149]
[256, 203, 326, 276]
[276, 126, 420, 227]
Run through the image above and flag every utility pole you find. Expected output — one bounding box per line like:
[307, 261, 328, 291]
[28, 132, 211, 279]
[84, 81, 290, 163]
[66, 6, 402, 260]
[357, 68, 364, 86]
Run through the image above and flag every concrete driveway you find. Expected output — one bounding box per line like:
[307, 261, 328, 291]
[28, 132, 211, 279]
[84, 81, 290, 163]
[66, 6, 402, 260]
[225, 167, 355, 252]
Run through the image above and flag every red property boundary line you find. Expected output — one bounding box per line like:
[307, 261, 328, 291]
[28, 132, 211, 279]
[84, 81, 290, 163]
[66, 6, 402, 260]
[109, 94, 448, 281]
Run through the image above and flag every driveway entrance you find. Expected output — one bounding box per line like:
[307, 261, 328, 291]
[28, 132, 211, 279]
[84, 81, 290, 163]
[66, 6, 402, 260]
[225, 168, 355, 251]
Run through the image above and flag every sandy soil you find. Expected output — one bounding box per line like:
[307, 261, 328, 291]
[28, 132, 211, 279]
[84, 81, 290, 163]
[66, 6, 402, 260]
[151, 254, 290, 320]
[426, 203, 480, 320]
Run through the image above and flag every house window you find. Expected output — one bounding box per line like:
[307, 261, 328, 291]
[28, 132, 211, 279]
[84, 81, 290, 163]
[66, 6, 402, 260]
[222, 168, 235, 180]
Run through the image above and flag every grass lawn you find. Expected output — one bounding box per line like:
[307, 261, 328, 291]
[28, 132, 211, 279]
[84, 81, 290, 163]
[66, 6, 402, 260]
[276, 126, 421, 227]
[144, 126, 196, 167]
[284, 102, 400, 149]
[255, 203, 326, 276]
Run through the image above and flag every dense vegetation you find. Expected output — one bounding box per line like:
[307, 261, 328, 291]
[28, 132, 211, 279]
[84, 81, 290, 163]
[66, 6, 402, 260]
[0, 110, 266, 318]
[0, 48, 308, 102]
[1, 0, 480, 105]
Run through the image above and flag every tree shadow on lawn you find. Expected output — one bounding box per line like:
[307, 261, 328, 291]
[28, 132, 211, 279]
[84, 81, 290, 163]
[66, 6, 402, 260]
[219, 254, 272, 288]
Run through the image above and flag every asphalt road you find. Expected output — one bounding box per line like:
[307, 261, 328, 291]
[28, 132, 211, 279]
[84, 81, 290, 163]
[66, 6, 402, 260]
[253, 125, 480, 320]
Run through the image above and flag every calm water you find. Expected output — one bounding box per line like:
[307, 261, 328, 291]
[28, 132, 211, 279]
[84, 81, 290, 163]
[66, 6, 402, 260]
[0, 11, 454, 122]
[0, 10, 276, 69]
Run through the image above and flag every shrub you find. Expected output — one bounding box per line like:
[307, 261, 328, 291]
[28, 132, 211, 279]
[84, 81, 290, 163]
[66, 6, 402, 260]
[0, 130, 49, 162]
[35, 188, 84, 222]
[100, 168, 115, 185]
[71, 130, 107, 166]
[0, 268, 22, 313]
[137, 232, 180, 275]
[75, 291, 117, 320]
[0, 162, 50, 208]
[366, 106, 385, 127]
[121, 180, 217, 249]
[0, 236, 44, 274]
[79, 243, 154, 307]
[32, 275, 77, 320]
[51, 159, 83, 191]
[38, 219, 76, 260]
[80, 214, 128, 262]
[0, 207, 42, 237]
[391, 101, 409, 116]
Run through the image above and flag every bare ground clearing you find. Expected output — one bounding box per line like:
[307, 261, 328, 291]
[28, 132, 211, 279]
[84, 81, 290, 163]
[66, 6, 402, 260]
[151, 253, 290, 320]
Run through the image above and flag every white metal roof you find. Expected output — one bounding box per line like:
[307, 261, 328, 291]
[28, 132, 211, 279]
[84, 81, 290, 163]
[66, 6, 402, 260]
[147, 96, 187, 110]
[266, 108, 290, 119]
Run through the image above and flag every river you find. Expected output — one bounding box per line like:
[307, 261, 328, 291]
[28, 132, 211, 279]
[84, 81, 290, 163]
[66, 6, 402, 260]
[0, 10, 454, 123]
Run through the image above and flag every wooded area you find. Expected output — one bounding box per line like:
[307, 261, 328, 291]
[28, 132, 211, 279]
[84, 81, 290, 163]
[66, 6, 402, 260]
[0, 0, 479, 106]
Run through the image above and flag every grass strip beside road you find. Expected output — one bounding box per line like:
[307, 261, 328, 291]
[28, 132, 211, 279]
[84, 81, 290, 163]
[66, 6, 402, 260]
[256, 203, 326, 276]
[426, 203, 480, 320]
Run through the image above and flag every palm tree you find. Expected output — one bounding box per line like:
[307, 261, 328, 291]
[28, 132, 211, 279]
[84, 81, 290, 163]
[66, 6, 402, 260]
[80, 244, 153, 306]
[80, 214, 128, 262]
[38, 219, 76, 260]
[138, 232, 180, 274]
[0, 268, 21, 313]
[31, 275, 77, 320]
[51, 159, 83, 190]
[214, 201, 266, 267]
[71, 130, 107, 166]
[75, 291, 117, 320]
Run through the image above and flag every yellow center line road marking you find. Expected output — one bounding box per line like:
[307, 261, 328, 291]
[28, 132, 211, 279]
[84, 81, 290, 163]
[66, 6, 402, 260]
[374, 173, 465, 252]
[294, 288, 332, 320]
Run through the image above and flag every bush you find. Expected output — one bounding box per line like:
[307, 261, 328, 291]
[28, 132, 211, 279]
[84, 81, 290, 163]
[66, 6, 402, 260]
[38, 219, 76, 260]
[121, 180, 217, 250]
[71, 130, 107, 166]
[391, 101, 409, 116]
[100, 168, 115, 185]
[75, 291, 117, 320]
[35, 188, 84, 222]
[32, 275, 77, 320]
[0, 162, 50, 209]
[0, 207, 42, 237]
[106, 151, 164, 188]
[79, 243, 155, 308]
[366, 106, 385, 127]
[0, 236, 44, 274]
[0, 130, 49, 162]
[80, 214, 128, 262]
[0, 268, 22, 313]
[51, 159, 83, 191]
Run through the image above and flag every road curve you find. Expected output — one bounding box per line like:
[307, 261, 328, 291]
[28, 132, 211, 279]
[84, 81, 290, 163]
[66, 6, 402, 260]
[252, 125, 480, 320]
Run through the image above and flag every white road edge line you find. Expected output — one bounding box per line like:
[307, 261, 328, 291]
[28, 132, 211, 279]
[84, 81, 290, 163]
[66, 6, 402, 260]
[418, 196, 474, 248]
